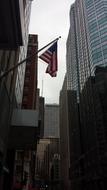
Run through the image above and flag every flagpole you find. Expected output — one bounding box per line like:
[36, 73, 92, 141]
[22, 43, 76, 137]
[0, 36, 61, 80]
[41, 79, 44, 97]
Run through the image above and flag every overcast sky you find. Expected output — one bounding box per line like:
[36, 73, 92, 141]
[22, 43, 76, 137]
[29, 0, 75, 104]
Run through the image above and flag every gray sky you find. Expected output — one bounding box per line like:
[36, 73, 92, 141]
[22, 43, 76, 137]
[29, 0, 75, 104]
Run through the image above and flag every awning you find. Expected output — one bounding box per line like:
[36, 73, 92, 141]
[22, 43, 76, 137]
[9, 109, 40, 149]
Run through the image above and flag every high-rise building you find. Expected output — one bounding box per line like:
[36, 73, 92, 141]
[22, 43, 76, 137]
[13, 34, 38, 190]
[22, 34, 38, 109]
[0, 1, 25, 49]
[66, 4, 79, 93]
[0, 1, 33, 190]
[66, 0, 107, 189]
[35, 138, 60, 189]
[35, 104, 60, 189]
[44, 104, 59, 138]
[59, 75, 71, 190]
[15, 0, 33, 107]
[68, 0, 107, 92]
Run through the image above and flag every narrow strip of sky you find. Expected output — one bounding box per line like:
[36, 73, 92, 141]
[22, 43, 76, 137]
[29, 0, 75, 103]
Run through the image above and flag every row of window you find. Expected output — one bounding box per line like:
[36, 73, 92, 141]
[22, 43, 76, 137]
[90, 31, 99, 41]
[88, 17, 107, 33]
[92, 45, 107, 64]
[89, 26, 107, 41]
[96, 6, 107, 15]
[95, 1, 107, 8]
[86, 0, 107, 10]
[86, 1, 107, 21]
[85, 0, 93, 8]
[100, 26, 107, 35]
[89, 13, 107, 27]
[90, 35, 107, 48]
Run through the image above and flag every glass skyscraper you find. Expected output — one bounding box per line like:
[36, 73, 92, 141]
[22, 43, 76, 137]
[85, 0, 107, 67]
[66, 4, 80, 101]
[67, 0, 107, 92]
[66, 1, 107, 189]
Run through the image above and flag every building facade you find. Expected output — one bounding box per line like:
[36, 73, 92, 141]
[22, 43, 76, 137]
[35, 138, 60, 189]
[13, 34, 39, 190]
[66, 4, 79, 95]
[22, 34, 38, 109]
[15, 0, 33, 107]
[0, 50, 20, 190]
[59, 75, 71, 190]
[35, 104, 60, 189]
[66, 0, 107, 189]
[0, 1, 33, 189]
[44, 104, 59, 138]
[69, 0, 107, 92]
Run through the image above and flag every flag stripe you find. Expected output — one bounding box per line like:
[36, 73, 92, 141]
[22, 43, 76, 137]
[51, 52, 57, 72]
[40, 55, 51, 64]
[42, 51, 52, 59]
[46, 65, 57, 77]
[39, 41, 58, 77]
[39, 50, 52, 61]
[39, 51, 52, 64]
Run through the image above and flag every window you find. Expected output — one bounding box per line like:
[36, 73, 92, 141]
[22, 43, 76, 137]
[96, 7, 107, 15]
[87, 7, 95, 15]
[25, 76, 30, 82]
[100, 27, 107, 35]
[102, 46, 107, 59]
[101, 35, 107, 43]
[91, 39, 100, 48]
[88, 21, 97, 33]
[95, 2, 103, 9]
[85, 0, 93, 8]
[102, 44, 107, 50]
[92, 47, 103, 64]
[24, 86, 29, 92]
[88, 13, 96, 20]
[90, 32, 99, 41]
[92, 47, 102, 54]
[98, 16, 107, 27]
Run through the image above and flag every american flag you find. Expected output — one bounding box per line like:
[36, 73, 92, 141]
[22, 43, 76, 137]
[39, 42, 57, 77]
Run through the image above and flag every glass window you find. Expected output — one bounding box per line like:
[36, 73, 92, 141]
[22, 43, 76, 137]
[103, 50, 107, 59]
[103, 1, 107, 6]
[102, 46, 107, 59]
[92, 47, 102, 54]
[92, 56, 103, 64]
[101, 35, 107, 43]
[89, 26, 98, 33]
[91, 39, 100, 48]
[88, 13, 96, 20]
[92, 52, 102, 59]
[92, 47, 103, 64]
[85, 0, 93, 8]
[94, 0, 102, 2]
[96, 7, 107, 15]
[95, 2, 103, 9]
[100, 27, 107, 35]
[102, 44, 107, 50]
[98, 16, 107, 27]
[87, 7, 95, 15]
[90, 32, 99, 41]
